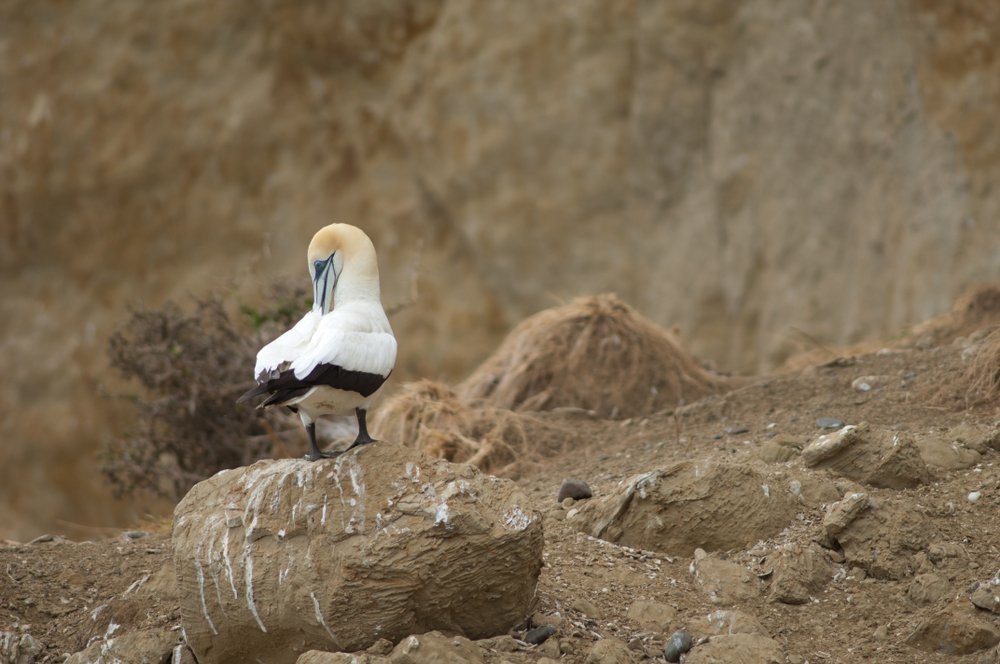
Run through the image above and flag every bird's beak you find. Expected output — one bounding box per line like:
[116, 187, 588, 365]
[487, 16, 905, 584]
[312, 254, 337, 314]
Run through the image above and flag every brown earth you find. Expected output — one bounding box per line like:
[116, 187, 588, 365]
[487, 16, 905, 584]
[4, 331, 1000, 663]
[4, 0, 1000, 543]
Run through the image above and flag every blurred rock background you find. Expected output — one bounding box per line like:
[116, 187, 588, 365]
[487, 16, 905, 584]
[1, 0, 998, 540]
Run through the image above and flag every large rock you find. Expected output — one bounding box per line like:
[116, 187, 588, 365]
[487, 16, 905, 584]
[685, 634, 783, 664]
[65, 628, 180, 664]
[172, 442, 543, 664]
[820, 492, 931, 580]
[906, 601, 1000, 655]
[800, 424, 932, 489]
[577, 462, 824, 556]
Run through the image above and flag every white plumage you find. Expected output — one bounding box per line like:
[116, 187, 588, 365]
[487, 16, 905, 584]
[238, 223, 397, 461]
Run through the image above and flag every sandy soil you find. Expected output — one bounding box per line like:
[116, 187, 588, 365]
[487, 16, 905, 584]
[2, 339, 999, 663]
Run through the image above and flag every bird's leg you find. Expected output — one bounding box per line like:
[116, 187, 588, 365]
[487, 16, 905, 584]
[342, 408, 377, 453]
[304, 421, 342, 461]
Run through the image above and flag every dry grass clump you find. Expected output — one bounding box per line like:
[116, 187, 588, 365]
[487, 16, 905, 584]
[458, 294, 731, 419]
[909, 284, 1000, 348]
[961, 327, 1000, 404]
[373, 380, 575, 477]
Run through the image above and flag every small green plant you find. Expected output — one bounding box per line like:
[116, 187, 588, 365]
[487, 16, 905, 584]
[102, 285, 308, 500]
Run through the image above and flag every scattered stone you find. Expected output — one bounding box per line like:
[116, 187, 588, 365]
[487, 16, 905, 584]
[945, 423, 1000, 453]
[366, 638, 394, 655]
[663, 630, 693, 662]
[928, 542, 965, 563]
[907, 573, 953, 605]
[969, 491, 982, 503]
[754, 435, 801, 464]
[906, 601, 1000, 655]
[585, 636, 635, 664]
[389, 632, 484, 664]
[476, 635, 519, 652]
[28, 534, 61, 544]
[561, 497, 576, 508]
[122, 530, 148, 540]
[971, 584, 1000, 613]
[851, 375, 891, 392]
[582, 462, 811, 556]
[558, 478, 593, 502]
[724, 425, 749, 435]
[531, 612, 564, 629]
[766, 544, 832, 604]
[915, 434, 982, 471]
[0, 632, 44, 664]
[685, 633, 783, 663]
[525, 625, 556, 645]
[691, 553, 759, 604]
[626, 599, 677, 632]
[572, 597, 603, 621]
[815, 418, 844, 429]
[538, 638, 561, 658]
[705, 610, 768, 637]
[65, 628, 178, 664]
[801, 423, 931, 489]
[820, 492, 932, 580]
[172, 444, 543, 664]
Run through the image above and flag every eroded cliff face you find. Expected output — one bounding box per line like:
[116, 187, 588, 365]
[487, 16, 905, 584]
[1, 0, 998, 539]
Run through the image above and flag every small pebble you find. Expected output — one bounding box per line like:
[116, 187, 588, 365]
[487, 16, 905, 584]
[525, 625, 556, 645]
[561, 497, 575, 508]
[968, 491, 982, 502]
[725, 425, 749, 435]
[571, 597, 602, 620]
[815, 417, 845, 429]
[663, 630, 693, 662]
[122, 530, 148, 540]
[558, 478, 593, 502]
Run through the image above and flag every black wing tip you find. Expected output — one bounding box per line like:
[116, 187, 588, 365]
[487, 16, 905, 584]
[236, 383, 267, 405]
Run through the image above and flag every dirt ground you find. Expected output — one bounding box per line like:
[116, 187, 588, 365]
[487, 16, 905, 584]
[2, 336, 999, 663]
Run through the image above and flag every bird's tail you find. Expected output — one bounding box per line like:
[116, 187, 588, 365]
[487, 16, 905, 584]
[235, 383, 269, 405]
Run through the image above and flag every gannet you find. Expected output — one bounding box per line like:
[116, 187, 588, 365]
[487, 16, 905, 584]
[237, 223, 397, 461]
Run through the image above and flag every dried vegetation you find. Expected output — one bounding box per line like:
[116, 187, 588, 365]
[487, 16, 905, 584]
[102, 287, 308, 499]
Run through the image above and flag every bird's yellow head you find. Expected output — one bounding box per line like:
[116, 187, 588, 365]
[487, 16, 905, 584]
[307, 223, 380, 313]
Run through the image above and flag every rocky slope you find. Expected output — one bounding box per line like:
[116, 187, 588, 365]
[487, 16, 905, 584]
[3, 328, 1000, 662]
[2, 0, 999, 549]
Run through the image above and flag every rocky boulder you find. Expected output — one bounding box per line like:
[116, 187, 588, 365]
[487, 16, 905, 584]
[576, 461, 830, 556]
[172, 442, 543, 664]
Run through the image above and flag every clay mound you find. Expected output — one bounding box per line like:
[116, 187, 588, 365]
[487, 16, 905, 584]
[373, 380, 575, 477]
[457, 294, 731, 419]
[909, 284, 1000, 348]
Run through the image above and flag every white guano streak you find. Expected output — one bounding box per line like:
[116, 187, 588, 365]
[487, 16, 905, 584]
[194, 560, 218, 635]
[243, 514, 267, 632]
[310, 591, 339, 645]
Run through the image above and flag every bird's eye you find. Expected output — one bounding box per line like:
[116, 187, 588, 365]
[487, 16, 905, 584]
[313, 259, 327, 275]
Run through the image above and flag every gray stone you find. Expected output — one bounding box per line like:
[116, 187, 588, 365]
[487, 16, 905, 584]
[663, 630, 693, 662]
[558, 478, 593, 502]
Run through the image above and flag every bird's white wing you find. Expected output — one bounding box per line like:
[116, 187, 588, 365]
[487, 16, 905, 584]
[290, 303, 397, 379]
[254, 310, 321, 381]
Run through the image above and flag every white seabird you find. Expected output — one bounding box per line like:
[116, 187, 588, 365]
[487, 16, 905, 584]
[237, 223, 397, 461]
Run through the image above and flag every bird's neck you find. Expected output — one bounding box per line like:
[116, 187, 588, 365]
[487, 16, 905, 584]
[331, 265, 381, 308]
